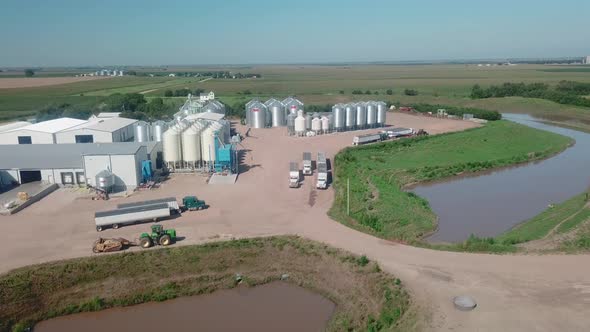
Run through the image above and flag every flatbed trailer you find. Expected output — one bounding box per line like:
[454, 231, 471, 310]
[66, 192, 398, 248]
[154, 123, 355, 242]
[94, 203, 171, 232]
[117, 197, 180, 212]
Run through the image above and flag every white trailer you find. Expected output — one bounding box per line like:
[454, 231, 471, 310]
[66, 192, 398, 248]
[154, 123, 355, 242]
[383, 127, 414, 138]
[94, 203, 171, 232]
[289, 162, 300, 188]
[117, 197, 180, 213]
[352, 133, 382, 146]
[316, 152, 328, 189]
[302, 152, 312, 175]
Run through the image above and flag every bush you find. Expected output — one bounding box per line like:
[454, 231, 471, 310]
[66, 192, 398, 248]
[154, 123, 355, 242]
[164, 90, 173, 97]
[386, 89, 393, 95]
[404, 89, 418, 96]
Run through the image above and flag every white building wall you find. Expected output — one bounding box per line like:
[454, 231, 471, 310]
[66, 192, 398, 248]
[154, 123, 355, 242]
[83, 155, 111, 187]
[55, 129, 113, 144]
[40, 169, 85, 185]
[112, 125, 135, 142]
[0, 129, 55, 145]
[110, 155, 140, 189]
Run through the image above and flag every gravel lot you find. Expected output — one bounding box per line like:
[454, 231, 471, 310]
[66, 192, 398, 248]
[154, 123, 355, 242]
[2, 112, 589, 331]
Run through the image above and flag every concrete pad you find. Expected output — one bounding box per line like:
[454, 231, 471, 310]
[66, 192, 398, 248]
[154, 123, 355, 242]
[209, 173, 238, 185]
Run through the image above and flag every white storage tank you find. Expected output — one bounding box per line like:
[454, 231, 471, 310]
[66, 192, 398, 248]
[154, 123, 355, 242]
[321, 116, 330, 132]
[152, 121, 167, 142]
[311, 117, 322, 132]
[332, 104, 345, 131]
[163, 125, 182, 165]
[294, 111, 306, 136]
[182, 122, 204, 164]
[201, 122, 223, 164]
[135, 121, 149, 142]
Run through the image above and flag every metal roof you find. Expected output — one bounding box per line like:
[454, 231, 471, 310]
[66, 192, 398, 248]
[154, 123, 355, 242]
[185, 113, 225, 122]
[0, 121, 31, 133]
[0, 142, 149, 170]
[65, 117, 138, 133]
[6, 118, 87, 134]
[96, 112, 121, 118]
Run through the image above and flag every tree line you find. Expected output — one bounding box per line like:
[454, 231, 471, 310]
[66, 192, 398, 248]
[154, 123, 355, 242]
[470, 81, 590, 108]
[396, 103, 502, 121]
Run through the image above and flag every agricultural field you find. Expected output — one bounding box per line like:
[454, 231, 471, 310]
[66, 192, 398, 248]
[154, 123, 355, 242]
[2, 64, 590, 128]
[329, 120, 573, 244]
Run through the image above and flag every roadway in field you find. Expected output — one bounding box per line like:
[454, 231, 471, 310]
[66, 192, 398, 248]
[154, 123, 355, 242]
[1, 112, 589, 331]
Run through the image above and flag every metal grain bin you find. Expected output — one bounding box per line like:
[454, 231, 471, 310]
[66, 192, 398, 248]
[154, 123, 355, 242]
[152, 121, 167, 142]
[366, 101, 377, 127]
[283, 96, 304, 115]
[267, 99, 286, 127]
[332, 104, 345, 131]
[287, 113, 297, 135]
[247, 101, 267, 128]
[345, 103, 357, 129]
[356, 103, 367, 129]
[376, 101, 387, 126]
[305, 113, 312, 130]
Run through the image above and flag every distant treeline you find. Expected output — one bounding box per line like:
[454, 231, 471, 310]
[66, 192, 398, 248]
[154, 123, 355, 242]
[399, 103, 502, 121]
[133, 71, 261, 79]
[471, 81, 590, 108]
[164, 88, 205, 97]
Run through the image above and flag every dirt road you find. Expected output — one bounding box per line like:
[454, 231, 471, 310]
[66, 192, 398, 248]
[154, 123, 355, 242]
[2, 113, 589, 331]
[0, 76, 110, 89]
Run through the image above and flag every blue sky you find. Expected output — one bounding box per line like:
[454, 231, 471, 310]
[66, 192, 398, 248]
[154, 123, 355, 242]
[1, 0, 589, 67]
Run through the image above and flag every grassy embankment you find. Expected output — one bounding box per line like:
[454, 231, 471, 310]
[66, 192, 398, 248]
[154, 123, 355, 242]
[0, 236, 416, 332]
[329, 120, 573, 252]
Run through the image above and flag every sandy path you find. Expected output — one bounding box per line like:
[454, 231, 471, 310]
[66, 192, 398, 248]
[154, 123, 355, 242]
[0, 76, 111, 89]
[1, 113, 589, 331]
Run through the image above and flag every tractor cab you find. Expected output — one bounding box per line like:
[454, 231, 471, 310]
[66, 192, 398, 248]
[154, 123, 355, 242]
[182, 196, 207, 211]
[139, 225, 177, 248]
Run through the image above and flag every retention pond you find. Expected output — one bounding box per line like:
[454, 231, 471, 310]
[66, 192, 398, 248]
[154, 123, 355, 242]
[413, 114, 590, 243]
[35, 282, 336, 332]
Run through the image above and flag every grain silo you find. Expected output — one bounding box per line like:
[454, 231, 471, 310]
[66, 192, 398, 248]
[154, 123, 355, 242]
[366, 101, 377, 128]
[201, 121, 223, 168]
[135, 121, 149, 143]
[321, 116, 330, 134]
[283, 97, 304, 115]
[182, 121, 204, 167]
[356, 103, 367, 129]
[376, 101, 387, 127]
[345, 103, 357, 130]
[163, 124, 183, 169]
[287, 113, 297, 135]
[294, 110, 306, 136]
[247, 100, 267, 128]
[152, 121, 167, 142]
[305, 113, 312, 130]
[266, 99, 286, 127]
[332, 104, 345, 131]
[311, 117, 322, 133]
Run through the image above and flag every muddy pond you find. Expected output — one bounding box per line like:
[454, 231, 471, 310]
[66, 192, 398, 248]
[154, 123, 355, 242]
[413, 114, 590, 243]
[35, 282, 336, 332]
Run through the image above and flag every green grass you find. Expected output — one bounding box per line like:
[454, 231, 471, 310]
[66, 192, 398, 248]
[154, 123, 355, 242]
[329, 120, 573, 242]
[556, 206, 590, 234]
[497, 193, 589, 244]
[0, 236, 415, 332]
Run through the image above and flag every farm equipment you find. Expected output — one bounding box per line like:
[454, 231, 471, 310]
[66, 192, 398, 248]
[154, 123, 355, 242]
[92, 238, 135, 253]
[139, 224, 177, 248]
[182, 196, 207, 211]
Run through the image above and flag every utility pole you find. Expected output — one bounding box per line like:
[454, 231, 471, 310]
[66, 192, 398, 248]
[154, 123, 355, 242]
[347, 177, 350, 216]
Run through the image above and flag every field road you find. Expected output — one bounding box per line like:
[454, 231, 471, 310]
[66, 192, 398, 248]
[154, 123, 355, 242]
[1, 112, 589, 331]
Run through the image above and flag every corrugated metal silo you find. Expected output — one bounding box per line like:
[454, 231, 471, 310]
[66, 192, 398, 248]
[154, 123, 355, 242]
[283, 96, 304, 115]
[287, 113, 296, 135]
[356, 103, 367, 129]
[152, 121, 167, 142]
[366, 101, 377, 127]
[266, 99, 286, 127]
[332, 104, 345, 131]
[248, 101, 267, 128]
[345, 103, 357, 129]
[135, 121, 149, 142]
[305, 113, 312, 130]
[376, 101, 387, 126]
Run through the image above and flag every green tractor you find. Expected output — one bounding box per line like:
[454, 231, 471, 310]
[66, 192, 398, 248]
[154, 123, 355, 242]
[182, 196, 208, 211]
[139, 224, 177, 248]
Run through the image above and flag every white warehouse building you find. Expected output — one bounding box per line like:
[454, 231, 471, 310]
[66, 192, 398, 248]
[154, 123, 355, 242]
[0, 117, 138, 145]
[0, 142, 161, 192]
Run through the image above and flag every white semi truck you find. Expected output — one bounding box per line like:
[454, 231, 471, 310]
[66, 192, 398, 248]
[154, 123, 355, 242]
[289, 161, 300, 188]
[352, 133, 384, 146]
[302, 152, 312, 175]
[316, 152, 328, 189]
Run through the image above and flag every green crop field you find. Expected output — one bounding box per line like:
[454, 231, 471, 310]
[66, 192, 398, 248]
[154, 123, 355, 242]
[1, 64, 590, 126]
[329, 120, 572, 243]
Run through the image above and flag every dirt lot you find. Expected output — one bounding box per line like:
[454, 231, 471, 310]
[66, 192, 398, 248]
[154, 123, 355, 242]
[0, 76, 110, 89]
[2, 112, 589, 331]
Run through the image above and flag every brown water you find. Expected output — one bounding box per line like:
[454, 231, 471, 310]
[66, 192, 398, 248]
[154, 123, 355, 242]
[35, 282, 336, 332]
[413, 114, 590, 243]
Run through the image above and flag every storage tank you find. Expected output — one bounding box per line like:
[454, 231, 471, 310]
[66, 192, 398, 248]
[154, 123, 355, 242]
[283, 97, 304, 115]
[327, 113, 334, 131]
[332, 104, 345, 131]
[248, 101, 267, 128]
[345, 103, 357, 129]
[305, 113, 312, 130]
[294, 111, 306, 136]
[201, 122, 223, 164]
[152, 121, 167, 142]
[95, 170, 114, 191]
[267, 100, 286, 127]
[182, 122, 203, 164]
[311, 117, 322, 132]
[356, 103, 367, 129]
[163, 125, 182, 165]
[221, 120, 231, 143]
[366, 101, 377, 127]
[135, 121, 149, 142]
[287, 113, 296, 135]
[321, 116, 330, 132]
[376, 101, 387, 126]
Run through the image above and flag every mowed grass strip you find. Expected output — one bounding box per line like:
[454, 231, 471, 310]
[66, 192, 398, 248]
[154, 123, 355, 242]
[0, 236, 415, 332]
[330, 120, 573, 242]
[497, 193, 589, 244]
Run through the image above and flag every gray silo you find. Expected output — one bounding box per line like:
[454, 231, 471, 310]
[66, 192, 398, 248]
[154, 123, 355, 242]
[305, 113, 312, 130]
[356, 102, 367, 129]
[287, 113, 297, 135]
[366, 101, 377, 128]
[376, 101, 387, 127]
[332, 104, 345, 131]
[247, 100, 267, 128]
[282, 96, 304, 115]
[265, 99, 286, 127]
[345, 103, 357, 130]
[152, 121, 168, 142]
[135, 121, 149, 142]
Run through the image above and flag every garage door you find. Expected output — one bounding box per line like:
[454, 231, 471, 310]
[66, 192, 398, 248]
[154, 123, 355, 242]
[20, 170, 41, 184]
